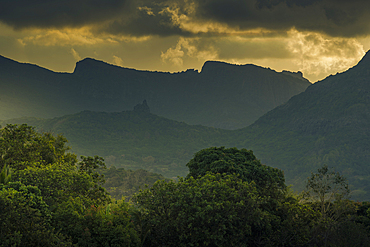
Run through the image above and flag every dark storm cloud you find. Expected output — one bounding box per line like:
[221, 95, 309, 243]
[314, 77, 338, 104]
[94, 3, 194, 37]
[0, 0, 192, 36]
[195, 0, 370, 37]
[1, 0, 370, 37]
[0, 0, 130, 29]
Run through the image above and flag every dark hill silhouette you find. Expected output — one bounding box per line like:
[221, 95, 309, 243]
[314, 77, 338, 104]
[0, 55, 310, 129]
[231, 50, 370, 200]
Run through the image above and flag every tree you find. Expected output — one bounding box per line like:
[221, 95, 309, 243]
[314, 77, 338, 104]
[302, 165, 357, 246]
[0, 182, 72, 246]
[0, 124, 76, 171]
[0, 164, 11, 184]
[53, 198, 140, 246]
[303, 165, 350, 218]
[78, 155, 109, 204]
[14, 162, 110, 210]
[135, 173, 272, 247]
[0, 124, 141, 245]
[186, 147, 286, 202]
[0, 124, 110, 207]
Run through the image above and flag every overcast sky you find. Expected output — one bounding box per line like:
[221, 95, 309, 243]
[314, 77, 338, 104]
[1, 0, 370, 82]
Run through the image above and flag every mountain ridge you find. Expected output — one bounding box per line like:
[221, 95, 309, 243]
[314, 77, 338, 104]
[229, 50, 370, 199]
[1, 52, 370, 200]
[0, 55, 310, 129]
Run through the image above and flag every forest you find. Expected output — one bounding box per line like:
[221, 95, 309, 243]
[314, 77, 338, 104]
[1, 124, 370, 247]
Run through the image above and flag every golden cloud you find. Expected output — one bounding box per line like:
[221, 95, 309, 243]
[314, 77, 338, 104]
[161, 37, 218, 66]
[70, 48, 81, 61]
[287, 29, 365, 79]
[112, 55, 124, 66]
[16, 27, 151, 47]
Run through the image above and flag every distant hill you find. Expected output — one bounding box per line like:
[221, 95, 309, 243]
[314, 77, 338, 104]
[0, 105, 230, 178]
[230, 51, 370, 200]
[2, 53, 370, 200]
[0, 55, 310, 129]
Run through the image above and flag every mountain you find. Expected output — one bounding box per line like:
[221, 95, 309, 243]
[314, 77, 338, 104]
[230, 51, 370, 200]
[0, 104, 230, 178]
[0, 56, 75, 119]
[0, 55, 310, 129]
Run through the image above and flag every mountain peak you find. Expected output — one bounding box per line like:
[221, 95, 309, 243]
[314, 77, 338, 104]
[73, 57, 152, 75]
[280, 70, 310, 83]
[200, 60, 261, 74]
[73, 57, 112, 73]
[134, 100, 150, 113]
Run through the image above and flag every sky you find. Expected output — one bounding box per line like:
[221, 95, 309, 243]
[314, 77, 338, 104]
[1, 0, 370, 82]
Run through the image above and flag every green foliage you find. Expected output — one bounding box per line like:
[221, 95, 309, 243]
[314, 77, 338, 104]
[1, 122, 370, 246]
[304, 199, 370, 247]
[135, 173, 273, 247]
[79, 155, 106, 172]
[326, 220, 370, 247]
[14, 162, 111, 210]
[53, 198, 140, 246]
[0, 124, 147, 246]
[0, 124, 76, 171]
[0, 124, 110, 209]
[303, 165, 350, 217]
[99, 166, 169, 201]
[0, 164, 11, 184]
[298, 166, 370, 246]
[0, 182, 73, 246]
[186, 147, 286, 201]
[273, 199, 320, 246]
[78, 155, 109, 203]
[129, 208, 151, 247]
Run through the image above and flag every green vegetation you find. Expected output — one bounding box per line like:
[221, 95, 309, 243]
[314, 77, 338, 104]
[186, 147, 286, 200]
[134, 147, 370, 246]
[99, 166, 169, 201]
[0, 111, 231, 179]
[1, 124, 370, 246]
[135, 173, 265, 246]
[0, 124, 139, 246]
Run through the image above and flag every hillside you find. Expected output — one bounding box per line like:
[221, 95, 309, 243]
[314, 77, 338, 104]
[0, 55, 310, 129]
[0, 103, 230, 178]
[2, 53, 370, 200]
[231, 51, 370, 200]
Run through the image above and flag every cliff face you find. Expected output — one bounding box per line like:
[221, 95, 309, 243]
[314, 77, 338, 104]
[0, 55, 310, 129]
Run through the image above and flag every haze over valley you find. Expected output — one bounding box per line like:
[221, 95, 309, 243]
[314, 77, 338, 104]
[2, 1, 370, 245]
[1, 51, 370, 201]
